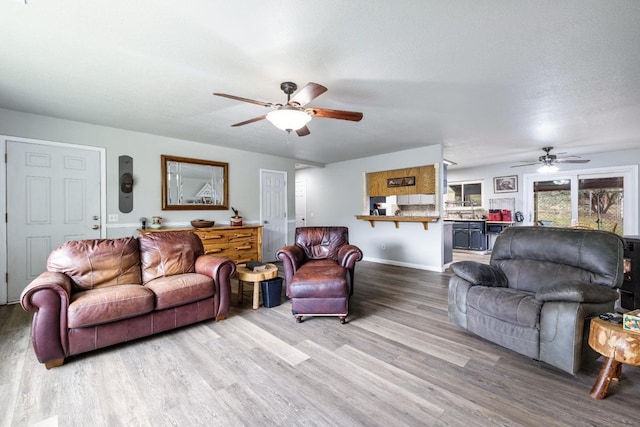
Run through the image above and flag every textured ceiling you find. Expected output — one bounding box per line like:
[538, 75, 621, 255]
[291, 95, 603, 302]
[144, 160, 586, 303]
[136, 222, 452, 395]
[1, 1, 639, 169]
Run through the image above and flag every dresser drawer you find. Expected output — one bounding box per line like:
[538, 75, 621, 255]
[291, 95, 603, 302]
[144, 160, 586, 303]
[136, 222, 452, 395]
[196, 231, 227, 242]
[202, 241, 228, 255]
[228, 230, 257, 243]
[226, 251, 259, 264]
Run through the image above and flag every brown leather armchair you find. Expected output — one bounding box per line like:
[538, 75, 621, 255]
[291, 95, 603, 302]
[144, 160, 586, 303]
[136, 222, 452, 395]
[276, 227, 363, 323]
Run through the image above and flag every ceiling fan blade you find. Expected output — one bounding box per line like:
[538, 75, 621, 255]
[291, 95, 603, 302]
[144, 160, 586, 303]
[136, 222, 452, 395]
[296, 126, 311, 137]
[231, 115, 266, 127]
[307, 108, 363, 121]
[555, 159, 590, 163]
[289, 83, 327, 107]
[511, 163, 538, 168]
[214, 93, 273, 108]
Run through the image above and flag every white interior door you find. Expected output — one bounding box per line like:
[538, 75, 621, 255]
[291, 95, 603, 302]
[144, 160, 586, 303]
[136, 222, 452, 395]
[295, 179, 307, 227]
[5, 139, 102, 303]
[260, 169, 287, 262]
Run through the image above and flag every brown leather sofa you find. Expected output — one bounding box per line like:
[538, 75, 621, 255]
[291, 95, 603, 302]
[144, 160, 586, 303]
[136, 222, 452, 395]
[20, 231, 236, 369]
[276, 227, 362, 323]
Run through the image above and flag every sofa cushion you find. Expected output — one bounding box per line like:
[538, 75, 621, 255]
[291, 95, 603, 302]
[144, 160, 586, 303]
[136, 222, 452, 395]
[47, 237, 141, 291]
[139, 231, 204, 284]
[145, 273, 214, 310]
[466, 286, 542, 328]
[68, 284, 154, 328]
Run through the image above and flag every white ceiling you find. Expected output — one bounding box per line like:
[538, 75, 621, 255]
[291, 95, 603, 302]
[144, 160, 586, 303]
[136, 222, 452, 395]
[1, 1, 639, 169]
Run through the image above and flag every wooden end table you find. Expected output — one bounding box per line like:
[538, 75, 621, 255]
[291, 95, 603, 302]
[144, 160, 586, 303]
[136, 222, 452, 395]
[588, 317, 640, 399]
[235, 263, 279, 309]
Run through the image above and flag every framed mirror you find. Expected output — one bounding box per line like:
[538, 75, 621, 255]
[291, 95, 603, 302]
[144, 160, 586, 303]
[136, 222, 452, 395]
[161, 155, 228, 210]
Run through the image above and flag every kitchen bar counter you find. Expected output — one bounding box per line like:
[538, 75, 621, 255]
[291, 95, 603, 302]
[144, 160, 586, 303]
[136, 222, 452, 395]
[355, 215, 439, 230]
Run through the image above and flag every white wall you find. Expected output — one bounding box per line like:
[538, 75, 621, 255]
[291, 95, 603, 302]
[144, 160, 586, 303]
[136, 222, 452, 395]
[447, 147, 640, 233]
[0, 108, 297, 238]
[296, 145, 445, 271]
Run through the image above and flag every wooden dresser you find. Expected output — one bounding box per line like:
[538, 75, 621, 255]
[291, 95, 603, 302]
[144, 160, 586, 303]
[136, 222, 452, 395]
[139, 225, 262, 264]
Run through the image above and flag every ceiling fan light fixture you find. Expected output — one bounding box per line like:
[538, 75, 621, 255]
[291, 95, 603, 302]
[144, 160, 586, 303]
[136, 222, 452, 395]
[266, 106, 311, 132]
[537, 164, 559, 174]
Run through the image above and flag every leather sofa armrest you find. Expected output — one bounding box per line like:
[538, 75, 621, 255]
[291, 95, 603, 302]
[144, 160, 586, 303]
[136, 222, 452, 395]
[276, 245, 305, 285]
[19, 271, 73, 365]
[20, 271, 72, 312]
[450, 261, 508, 287]
[536, 281, 620, 303]
[195, 255, 236, 319]
[337, 244, 363, 269]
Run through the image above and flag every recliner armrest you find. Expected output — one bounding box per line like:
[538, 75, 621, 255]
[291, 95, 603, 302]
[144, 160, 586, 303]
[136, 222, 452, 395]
[450, 261, 508, 287]
[535, 281, 619, 303]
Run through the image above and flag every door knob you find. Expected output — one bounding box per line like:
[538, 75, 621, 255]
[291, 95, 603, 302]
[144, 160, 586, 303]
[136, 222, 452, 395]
[92, 225, 100, 230]
[264, 220, 269, 224]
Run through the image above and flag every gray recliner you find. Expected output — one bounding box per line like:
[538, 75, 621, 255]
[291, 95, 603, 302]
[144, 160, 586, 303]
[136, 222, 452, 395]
[448, 226, 624, 374]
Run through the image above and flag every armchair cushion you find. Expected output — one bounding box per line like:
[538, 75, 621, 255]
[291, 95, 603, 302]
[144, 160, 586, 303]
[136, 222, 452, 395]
[450, 261, 508, 287]
[467, 287, 542, 328]
[294, 226, 348, 260]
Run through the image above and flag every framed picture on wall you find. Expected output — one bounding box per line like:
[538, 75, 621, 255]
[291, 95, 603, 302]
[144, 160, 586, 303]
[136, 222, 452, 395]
[494, 175, 518, 193]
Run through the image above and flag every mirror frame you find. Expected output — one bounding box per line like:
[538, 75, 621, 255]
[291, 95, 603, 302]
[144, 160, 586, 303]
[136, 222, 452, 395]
[161, 154, 229, 210]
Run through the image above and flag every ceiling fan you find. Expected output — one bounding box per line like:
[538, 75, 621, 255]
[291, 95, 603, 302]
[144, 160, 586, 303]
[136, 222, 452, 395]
[511, 146, 590, 172]
[214, 82, 363, 137]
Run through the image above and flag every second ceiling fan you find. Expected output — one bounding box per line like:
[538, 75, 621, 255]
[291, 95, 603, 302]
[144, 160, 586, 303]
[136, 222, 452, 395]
[214, 82, 363, 136]
[511, 146, 590, 172]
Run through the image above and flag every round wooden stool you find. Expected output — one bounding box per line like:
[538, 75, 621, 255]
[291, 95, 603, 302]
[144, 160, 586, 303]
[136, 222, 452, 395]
[235, 263, 279, 309]
[588, 317, 640, 399]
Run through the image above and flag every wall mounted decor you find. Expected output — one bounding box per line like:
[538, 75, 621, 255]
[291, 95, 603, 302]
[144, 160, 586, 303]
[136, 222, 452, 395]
[387, 176, 415, 188]
[494, 175, 518, 193]
[119, 155, 133, 213]
[161, 155, 228, 210]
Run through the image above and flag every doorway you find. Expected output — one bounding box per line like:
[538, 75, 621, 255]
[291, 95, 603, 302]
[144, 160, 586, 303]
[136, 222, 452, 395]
[1, 136, 105, 304]
[260, 169, 287, 262]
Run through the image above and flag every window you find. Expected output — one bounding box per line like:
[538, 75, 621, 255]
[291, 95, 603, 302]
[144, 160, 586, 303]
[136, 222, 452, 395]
[447, 181, 483, 207]
[524, 166, 637, 235]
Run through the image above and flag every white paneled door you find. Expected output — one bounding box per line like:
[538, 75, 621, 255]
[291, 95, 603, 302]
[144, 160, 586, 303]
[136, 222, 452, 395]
[260, 169, 287, 262]
[295, 179, 307, 227]
[6, 140, 102, 303]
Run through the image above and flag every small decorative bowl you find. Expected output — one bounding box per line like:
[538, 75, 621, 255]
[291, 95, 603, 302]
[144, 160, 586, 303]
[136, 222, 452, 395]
[191, 219, 215, 228]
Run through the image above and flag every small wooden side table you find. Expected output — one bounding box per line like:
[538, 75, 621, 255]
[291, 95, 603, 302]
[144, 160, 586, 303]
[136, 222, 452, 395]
[588, 317, 640, 399]
[235, 264, 279, 309]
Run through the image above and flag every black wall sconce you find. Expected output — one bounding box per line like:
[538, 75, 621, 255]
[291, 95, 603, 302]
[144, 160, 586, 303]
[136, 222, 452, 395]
[119, 155, 133, 213]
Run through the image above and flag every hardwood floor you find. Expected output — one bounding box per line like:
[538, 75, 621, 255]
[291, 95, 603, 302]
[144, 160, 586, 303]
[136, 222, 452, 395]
[1, 261, 638, 426]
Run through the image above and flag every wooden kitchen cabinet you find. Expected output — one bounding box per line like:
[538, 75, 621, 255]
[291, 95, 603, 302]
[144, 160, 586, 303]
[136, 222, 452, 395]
[368, 165, 436, 196]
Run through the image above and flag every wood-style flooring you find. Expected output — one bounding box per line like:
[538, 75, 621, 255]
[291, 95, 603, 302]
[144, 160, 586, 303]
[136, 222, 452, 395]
[1, 260, 638, 426]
